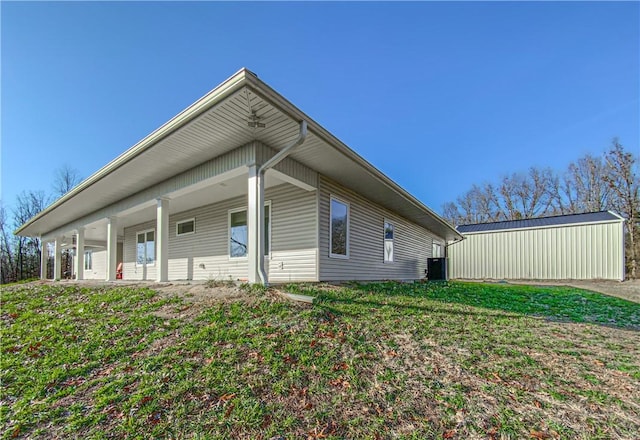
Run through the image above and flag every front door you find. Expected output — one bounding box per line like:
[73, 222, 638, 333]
[136, 230, 155, 280]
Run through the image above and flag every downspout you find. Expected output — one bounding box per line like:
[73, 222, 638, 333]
[444, 235, 464, 281]
[260, 120, 308, 172]
[255, 120, 308, 284]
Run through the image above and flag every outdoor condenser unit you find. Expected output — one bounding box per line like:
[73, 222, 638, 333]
[427, 258, 447, 281]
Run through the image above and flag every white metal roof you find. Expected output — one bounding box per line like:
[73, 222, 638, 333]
[16, 68, 461, 242]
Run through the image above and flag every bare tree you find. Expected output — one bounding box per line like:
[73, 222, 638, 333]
[557, 154, 611, 214]
[52, 164, 82, 198]
[0, 203, 15, 283]
[442, 202, 463, 227]
[603, 139, 639, 278]
[12, 191, 50, 281]
[498, 167, 556, 220]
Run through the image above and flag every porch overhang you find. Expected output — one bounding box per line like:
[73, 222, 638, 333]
[16, 68, 461, 243]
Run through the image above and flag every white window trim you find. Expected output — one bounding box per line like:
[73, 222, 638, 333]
[136, 228, 156, 267]
[228, 201, 272, 260]
[329, 195, 350, 259]
[383, 219, 394, 264]
[176, 218, 196, 237]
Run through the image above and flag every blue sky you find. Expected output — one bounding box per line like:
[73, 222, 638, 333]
[2, 1, 638, 218]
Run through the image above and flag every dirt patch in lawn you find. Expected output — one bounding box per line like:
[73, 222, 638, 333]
[146, 282, 246, 320]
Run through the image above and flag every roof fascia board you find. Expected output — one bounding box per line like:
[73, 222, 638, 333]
[459, 218, 625, 235]
[16, 68, 252, 236]
[39, 146, 256, 241]
[607, 210, 626, 221]
[243, 75, 462, 241]
[18, 68, 461, 241]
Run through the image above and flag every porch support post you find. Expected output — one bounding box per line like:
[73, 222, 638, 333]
[106, 217, 118, 281]
[156, 197, 169, 282]
[247, 165, 266, 284]
[54, 237, 62, 280]
[40, 240, 48, 280]
[75, 227, 85, 281]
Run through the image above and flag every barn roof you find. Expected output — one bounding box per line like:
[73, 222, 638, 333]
[457, 211, 624, 234]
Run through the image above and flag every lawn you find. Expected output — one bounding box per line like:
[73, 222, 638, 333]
[1, 281, 639, 439]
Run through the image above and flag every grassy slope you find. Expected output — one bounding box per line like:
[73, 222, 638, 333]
[1, 281, 639, 439]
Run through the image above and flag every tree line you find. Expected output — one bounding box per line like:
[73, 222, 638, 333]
[1, 165, 81, 284]
[442, 139, 639, 278]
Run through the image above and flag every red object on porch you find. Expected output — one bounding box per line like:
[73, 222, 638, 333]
[116, 262, 123, 280]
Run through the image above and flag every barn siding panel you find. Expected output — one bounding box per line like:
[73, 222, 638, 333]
[448, 221, 624, 281]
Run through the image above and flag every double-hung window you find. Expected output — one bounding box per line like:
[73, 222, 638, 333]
[384, 220, 394, 263]
[229, 204, 271, 258]
[330, 197, 349, 258]
[136, 230, 155, 265]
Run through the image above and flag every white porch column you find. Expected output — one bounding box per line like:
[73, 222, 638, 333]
[54, 237, 62, 280]
[75, 227, 85, 281]
[247, 165, 266, 284]
[106, 217, 118, 281]
[40, 240, 48, 280]
[156, 197, 169, 282]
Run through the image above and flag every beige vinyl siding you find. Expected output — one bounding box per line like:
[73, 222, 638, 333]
[83, 249, 107, 280]
[122, 183, 317, 282]
[318, 176, 439, 281]
[448, 221, 625, 280]
[266, 184, 317, 282]
[42, 141, 317, 241]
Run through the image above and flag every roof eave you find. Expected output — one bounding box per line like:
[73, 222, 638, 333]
[17, 68, 461, 242]
[15, 67, 254, 237]
[243, 74, 462, 242]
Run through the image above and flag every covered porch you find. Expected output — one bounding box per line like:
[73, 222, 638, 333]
[40, 140, 317, 283]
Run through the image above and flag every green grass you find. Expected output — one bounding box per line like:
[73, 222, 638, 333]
[2, 281, 639, 439]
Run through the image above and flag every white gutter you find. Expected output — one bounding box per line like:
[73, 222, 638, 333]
[252, 120, 308, 284]
[243, 75, 462, 242]
[260, 121, 308, 172]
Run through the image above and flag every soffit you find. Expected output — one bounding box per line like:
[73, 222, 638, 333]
[19, 69, 460, 242]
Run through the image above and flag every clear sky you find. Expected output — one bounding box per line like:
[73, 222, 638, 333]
[2, 1, 638, 218]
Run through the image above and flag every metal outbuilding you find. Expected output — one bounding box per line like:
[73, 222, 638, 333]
[448, 211, 625, 281]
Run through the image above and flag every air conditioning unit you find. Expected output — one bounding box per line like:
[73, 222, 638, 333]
[427, 258, 447, 281]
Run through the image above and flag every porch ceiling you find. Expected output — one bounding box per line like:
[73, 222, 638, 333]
[17, 68, 461, 242]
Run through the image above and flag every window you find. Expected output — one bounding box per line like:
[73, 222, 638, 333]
[229, 205, 270, 258]
[176, 218, 195, 236]
[229, 210, 247, 258]
[384, 221, 394, 263]
[84, 250, 92, 270]
[433, 242, 442, 258]
[137, 230, 155, 265]
[330, 197, 349, 258]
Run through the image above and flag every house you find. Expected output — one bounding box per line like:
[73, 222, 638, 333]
[447, 211, 625, 281]
[16, 68, 461, 284]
